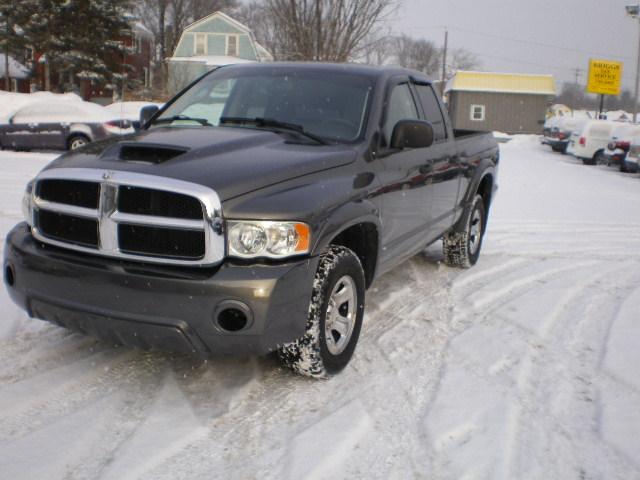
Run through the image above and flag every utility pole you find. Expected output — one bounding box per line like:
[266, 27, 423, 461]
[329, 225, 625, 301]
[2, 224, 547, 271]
[440, 28, 448, 97]
[573, 68, 582, 85]
[626, 4, 640, 123]
[635, 20, 640, 122]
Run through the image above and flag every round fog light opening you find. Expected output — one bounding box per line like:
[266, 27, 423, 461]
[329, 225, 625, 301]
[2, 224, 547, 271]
[4, 265, 15, 287]
[217, 307, 249, 332]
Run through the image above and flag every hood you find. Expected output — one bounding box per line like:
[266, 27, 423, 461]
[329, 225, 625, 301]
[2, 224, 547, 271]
[44, 126, 358, 201]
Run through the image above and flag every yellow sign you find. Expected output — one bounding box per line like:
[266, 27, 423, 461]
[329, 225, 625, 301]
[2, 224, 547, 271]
[587, 59, 623, 96]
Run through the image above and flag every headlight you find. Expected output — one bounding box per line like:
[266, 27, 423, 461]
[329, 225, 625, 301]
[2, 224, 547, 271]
[22, 181, 34, 226]
[227, 221, 310, 259]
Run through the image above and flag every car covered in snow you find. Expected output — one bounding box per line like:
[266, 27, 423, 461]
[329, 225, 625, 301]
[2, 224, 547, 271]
[567, 120, 618, 165]
[0, 99, 135, 151]
[600, 123, 640, 171]
[3, 63, 499, 378]
[544, 117, 588, 154]
[622, 137, 640, 173]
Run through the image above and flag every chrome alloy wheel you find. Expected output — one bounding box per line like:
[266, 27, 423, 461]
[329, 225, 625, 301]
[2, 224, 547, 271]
[325, 275, 357, 355]
[468, 208, 483, 256]
[70, 137, 88, 150]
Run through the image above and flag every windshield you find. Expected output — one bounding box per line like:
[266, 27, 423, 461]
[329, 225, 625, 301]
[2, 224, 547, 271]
[153, 67, 375, 143]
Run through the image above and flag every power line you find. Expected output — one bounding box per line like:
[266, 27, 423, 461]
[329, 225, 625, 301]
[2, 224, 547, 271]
[402, 24, 632, 62]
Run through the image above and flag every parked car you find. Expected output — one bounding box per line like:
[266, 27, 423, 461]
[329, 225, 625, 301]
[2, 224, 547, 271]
[601, 123, 640, 171]
[4, 63, 499, 378]
[105, 101, 164, 130]
[623, 137, 640, 173]
[0, 100, 135, 151]
[544, 117, 588, 154]
[542, 116, 562, 142]
[567, 120, 618, 165]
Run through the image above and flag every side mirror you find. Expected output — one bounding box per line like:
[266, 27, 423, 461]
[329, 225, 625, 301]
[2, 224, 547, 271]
[139, 105, 160, 128]
[390, 120, 434, 150]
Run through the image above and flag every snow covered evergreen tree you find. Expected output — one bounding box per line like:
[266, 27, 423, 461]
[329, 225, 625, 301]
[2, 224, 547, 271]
[0, 0, 36, 89]
[20, 0, 133, 93]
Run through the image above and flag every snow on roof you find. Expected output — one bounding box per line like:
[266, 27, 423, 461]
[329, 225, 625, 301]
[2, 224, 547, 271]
[168, 55, 256, 67]
[184, 11, 251, 34]
[0, 91, 83, 123]
[446, 71, 556, 96]
[133, 22, 154, 39]
[254, 42, 274, 62]
[0, 54, 30, 80]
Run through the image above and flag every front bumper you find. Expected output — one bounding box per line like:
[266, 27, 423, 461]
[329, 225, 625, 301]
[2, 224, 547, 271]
[4, 223, 319, 356]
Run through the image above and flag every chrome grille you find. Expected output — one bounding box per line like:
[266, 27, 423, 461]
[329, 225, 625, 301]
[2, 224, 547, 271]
[30, 169, 224, 266]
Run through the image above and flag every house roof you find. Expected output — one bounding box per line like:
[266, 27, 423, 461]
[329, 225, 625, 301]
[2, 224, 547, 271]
[0, 54, 30, 80]
[446, 71, 556, 95]
[184, 11, 251, 34]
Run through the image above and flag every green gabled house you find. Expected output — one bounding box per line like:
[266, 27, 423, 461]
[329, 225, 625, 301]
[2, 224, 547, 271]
[167, 11, 273, 94]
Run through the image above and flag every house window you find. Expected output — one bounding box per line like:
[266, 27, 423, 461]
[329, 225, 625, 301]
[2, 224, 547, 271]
[227, 35, 238, 57]
[195, 34, 207, 55]
[470, 104, 485, 122]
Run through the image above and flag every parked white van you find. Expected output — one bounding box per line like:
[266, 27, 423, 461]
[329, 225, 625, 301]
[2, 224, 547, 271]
[567, 120, 619, 165]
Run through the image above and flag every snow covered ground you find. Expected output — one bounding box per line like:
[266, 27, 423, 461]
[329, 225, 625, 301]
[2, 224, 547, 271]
[0, 138, 639, 479]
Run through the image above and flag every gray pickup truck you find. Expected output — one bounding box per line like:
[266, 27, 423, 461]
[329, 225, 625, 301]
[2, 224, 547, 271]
[4, 63, 499, 378]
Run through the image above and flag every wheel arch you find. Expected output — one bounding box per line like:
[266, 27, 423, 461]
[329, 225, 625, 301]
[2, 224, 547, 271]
[312, 204, 381, 290]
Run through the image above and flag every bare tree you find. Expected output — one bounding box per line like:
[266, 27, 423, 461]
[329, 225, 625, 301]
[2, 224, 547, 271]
[360, 31, 394, 66]
[393, 35, 441, 77]
[260, 0, 398, 61]
[448, 48, 479, 74]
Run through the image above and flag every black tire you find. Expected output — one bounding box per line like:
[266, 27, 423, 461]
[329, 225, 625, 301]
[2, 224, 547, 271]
[67, 134, 90, 151]
[583, 152, 600, 166]
[278, 245, 365, 378]
[443, 194, 486, 268]
[552, 145, 563, 153]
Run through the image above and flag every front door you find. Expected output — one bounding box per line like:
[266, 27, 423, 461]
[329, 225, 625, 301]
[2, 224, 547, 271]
[376, 80, 434, 270]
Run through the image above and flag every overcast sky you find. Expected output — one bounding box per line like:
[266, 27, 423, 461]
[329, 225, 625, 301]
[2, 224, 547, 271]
[390, 0, 636, 91]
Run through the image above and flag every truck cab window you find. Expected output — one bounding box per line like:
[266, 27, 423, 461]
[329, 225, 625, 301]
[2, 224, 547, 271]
[415, 84, 447, 142]
[384, 83, 419, 145]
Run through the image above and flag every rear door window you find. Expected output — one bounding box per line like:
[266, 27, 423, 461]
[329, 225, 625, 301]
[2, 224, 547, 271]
[414, 84, 447, 142]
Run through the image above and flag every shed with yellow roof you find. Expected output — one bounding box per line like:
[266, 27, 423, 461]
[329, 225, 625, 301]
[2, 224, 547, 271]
[445, 71, 556, 134]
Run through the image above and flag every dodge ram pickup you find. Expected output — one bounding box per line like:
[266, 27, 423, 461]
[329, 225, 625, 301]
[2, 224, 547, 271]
[3, 63, 499, 378]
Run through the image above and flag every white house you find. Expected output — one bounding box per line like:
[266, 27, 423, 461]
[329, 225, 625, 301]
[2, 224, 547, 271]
[167, 11, 272, 94]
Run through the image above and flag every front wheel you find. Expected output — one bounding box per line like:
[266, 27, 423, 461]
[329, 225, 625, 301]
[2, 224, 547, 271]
[278, 245, 365, 378]
[67, 134, 90, 151]
[443, 194, 486, 268]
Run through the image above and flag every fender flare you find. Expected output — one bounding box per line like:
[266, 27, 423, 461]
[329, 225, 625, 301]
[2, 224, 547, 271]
[311, 199, 382, 256]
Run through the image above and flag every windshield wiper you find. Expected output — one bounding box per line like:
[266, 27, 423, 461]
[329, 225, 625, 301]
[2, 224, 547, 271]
[219, 116, 327, 145]
[153, 115, 213, 127]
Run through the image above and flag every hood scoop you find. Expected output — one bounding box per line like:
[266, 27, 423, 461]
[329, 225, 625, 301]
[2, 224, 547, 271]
[118, 144, 189, 164]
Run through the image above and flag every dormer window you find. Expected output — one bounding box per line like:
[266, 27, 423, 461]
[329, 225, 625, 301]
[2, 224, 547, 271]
[227, 35, 238, 57]
[195, 34, 207, 55]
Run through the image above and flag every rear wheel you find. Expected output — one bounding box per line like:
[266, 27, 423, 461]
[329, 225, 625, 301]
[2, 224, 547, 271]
[443, 194, 486, 268]
[278, 245, 365, 378]
[583, 151, 601, 166]
[67, 134, 90, 151]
